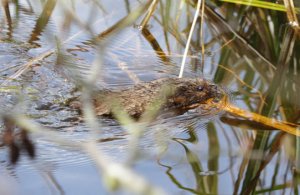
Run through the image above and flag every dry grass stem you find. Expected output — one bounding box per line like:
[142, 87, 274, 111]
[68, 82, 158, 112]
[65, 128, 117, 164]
[139, 0, 159, 30]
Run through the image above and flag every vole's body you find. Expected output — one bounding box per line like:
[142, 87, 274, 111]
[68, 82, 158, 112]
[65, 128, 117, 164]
[69, 78, 224, 118]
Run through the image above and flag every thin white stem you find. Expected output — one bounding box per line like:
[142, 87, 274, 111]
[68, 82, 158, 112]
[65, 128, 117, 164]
[178, 0, 202, 78]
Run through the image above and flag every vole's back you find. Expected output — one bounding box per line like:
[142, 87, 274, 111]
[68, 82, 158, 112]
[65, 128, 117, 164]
[90, 78, 224, 118]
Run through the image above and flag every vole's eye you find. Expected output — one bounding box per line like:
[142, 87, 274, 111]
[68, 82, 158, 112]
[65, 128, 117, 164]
[197, 86, 204, 91]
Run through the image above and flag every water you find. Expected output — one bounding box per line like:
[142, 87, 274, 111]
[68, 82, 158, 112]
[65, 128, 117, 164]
[0, 0, 299, 194]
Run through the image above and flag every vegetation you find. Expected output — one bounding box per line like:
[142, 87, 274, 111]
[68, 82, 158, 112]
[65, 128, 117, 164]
[0, 0, 299, 194]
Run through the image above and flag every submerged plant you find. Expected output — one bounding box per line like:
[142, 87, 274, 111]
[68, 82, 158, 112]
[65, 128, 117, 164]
[0, 0, 300, 194]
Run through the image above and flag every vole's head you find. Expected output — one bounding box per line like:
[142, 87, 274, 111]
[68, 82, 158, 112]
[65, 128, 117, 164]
[167, 78, 223, 110]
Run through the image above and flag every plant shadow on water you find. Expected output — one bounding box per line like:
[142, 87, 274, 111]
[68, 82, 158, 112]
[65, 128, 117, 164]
[0, 0, 300, 194]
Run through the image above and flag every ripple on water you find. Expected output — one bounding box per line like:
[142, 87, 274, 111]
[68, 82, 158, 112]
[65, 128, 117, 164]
[0, 2, 231, 193]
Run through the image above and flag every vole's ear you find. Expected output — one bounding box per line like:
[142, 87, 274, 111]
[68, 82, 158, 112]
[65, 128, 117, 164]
[173, 96, 187, 104]
[196, 78, 208, 88]
[196, 78, 205, 83]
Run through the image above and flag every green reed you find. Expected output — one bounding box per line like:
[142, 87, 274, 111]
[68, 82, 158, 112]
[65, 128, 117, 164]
[1, 0, 300, 194]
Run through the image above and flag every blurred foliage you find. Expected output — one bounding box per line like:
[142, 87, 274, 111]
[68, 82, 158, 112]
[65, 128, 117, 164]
[0, 0, 300, 194]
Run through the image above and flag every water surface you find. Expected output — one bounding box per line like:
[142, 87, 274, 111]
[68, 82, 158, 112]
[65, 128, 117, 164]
[0, 0, 299, 194]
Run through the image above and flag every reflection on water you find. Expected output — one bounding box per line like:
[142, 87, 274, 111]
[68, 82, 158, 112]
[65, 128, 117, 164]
[0, 0, 299, 194]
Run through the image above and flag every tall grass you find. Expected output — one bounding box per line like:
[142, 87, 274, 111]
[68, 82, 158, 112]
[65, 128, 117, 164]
[0, 0, 299, 194]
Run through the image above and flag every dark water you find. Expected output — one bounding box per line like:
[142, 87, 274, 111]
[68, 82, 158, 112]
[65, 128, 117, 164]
[0, 0, 299, 194]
